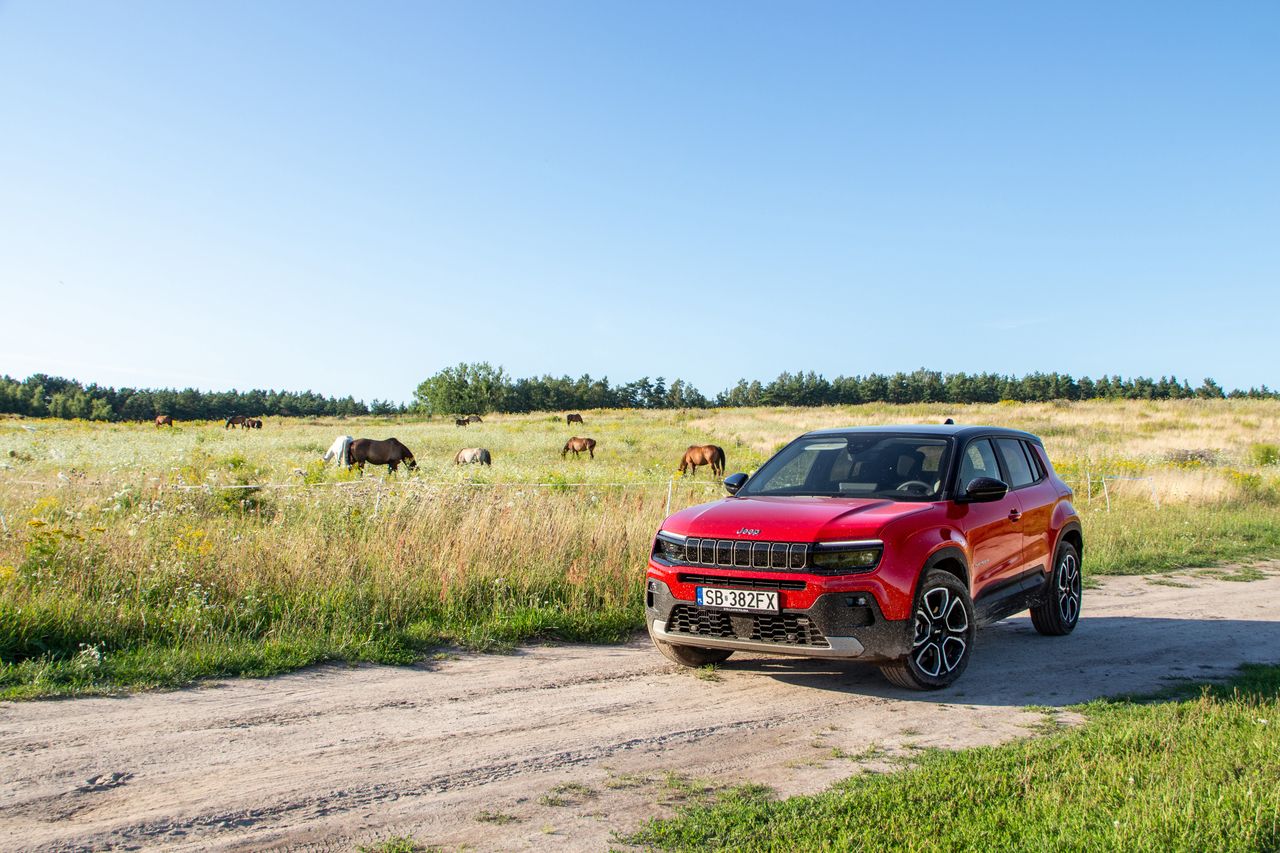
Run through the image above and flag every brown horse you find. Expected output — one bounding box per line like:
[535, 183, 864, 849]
[466, 414, 483, 424]
[455, 418, 469, 427]
[154, 415, 173, 428]
[348, 438, 417, 473]
[225, 415, 246, 429]
[680, 444, 725, 477]
[562, 437, 596, 459]
[246, 418, 263, 429]
[566, 413, 584, 425]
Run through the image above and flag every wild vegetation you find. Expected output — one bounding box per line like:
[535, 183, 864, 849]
[1, 399, 1278, 698]
[626, 664, 1280, 851]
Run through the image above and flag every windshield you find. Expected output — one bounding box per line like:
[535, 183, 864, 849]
[739, 433, 952, 501]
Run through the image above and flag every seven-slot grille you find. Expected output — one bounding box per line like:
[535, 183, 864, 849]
[670, 537, 809, 571]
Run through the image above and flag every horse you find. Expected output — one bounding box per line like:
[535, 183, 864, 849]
[455, 418, 469, 427]
[225, 415, 246, 429]
[154, 415, 173, 428]
[680, 444, 725, 477]
[566, 413, 584, 425]
[323, 435, 353, 468]
[562, 436, 596, 459]
[348, 438, 416, 473]
[466, 414, 483, 424]
[246, 418, 263, 429]
[454, 447, 492, 466]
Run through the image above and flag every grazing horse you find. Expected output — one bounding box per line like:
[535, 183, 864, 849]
[155, 415, 173, 428]
[454, 447, 492, 466]
[455, 418, 469, 427]
[225, 415, 246, 429]
[348, 438, 417, 473]
[562, 436, 596, 459]
[323, 435, 354, 468]
[246, 418, 263, 429]
[466, 414, 483, 424]
[566, 413, 584, 425]
[680, 444, 725, 477]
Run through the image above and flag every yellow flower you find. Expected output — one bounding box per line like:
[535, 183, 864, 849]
[27, 519, 47, 528]
[0, 565, 15, 583]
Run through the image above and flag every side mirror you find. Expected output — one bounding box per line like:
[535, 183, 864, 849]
[723, 472, 748, 495]
[958, 476, 1009, 503]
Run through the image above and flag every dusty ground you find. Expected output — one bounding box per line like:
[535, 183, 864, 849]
[3, 567, 1280, 852]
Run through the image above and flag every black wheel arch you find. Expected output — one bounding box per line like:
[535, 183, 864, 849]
[1057, 521, 1084, 559]
[918, 546, 971, 597]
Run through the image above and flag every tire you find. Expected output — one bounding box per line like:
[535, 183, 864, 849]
[879, 570, 975, 690]
[650, 632, 733, 667]
[1031, 541, 1082, 636]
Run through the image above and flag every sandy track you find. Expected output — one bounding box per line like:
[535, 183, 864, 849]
[3, 568, 1280, 852]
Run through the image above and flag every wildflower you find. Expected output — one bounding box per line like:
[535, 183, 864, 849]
[27, 519, 47, 527]
[0, 565, 15, 583]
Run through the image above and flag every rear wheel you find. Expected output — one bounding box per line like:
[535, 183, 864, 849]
[880, 570, 975, 690]
[1031, 542, 1082, 636]
[650, 632, 733, 667]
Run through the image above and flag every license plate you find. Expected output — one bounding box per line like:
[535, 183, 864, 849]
[696, 587, 778, 613]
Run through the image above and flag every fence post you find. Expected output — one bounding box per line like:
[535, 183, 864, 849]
[665, 478, 673, 517]
[1149, 478, 1160, 509]
[1085, 471, 1092, 503]
[1102, 477, 1111, 512]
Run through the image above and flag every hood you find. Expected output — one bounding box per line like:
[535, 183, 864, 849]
[661, 495, 931, 542]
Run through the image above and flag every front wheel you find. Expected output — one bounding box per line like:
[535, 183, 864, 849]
[880, 570, 975, 690]
[650, 632, 733, 667]
[1031, 542, 1082, 636]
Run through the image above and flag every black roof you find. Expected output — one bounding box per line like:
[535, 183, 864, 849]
[803, 424, 1043, 444]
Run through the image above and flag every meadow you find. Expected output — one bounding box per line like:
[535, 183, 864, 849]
[2, 400, 1279, 698]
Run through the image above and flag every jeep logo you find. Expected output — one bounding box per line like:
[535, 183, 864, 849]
[736, 528, 761, 536]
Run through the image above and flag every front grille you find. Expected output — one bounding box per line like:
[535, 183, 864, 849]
[677, 573, 806, 591]
[666, 605, 829, 648]
[665, 537, 810, 571]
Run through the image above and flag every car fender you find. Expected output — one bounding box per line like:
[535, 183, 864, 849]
[1050, 501, 1083, 555]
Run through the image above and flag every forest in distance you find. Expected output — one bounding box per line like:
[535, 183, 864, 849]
[1, 364, 1276, 423]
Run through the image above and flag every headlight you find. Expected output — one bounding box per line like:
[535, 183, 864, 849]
[811, 541, 882, 572]
[653, 530, 687, 562]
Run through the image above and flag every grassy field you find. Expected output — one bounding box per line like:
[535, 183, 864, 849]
[2, 400, 1279, 698]
[625, 664, 1280, 851]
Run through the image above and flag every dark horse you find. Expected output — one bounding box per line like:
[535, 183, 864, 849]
[246, 418, 263, 429]
[349, 438, 417, 473]
[562, 436, 596, 459]
[566, 413, 584, 425]
[455, 418, 469, 427]
[466, 414, 483, 424]
[155, 415, 173, 428]
[679, 444, 725, 477]
[225, 415, 246, 429]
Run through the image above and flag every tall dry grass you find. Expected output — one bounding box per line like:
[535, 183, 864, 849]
[2, 399, 1278, 697]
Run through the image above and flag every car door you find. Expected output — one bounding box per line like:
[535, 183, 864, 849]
[950, 438, 1025, 596]
[995, 438, 1053, 575]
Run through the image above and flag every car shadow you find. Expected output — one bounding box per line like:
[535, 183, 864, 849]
[714, 615, 1280, 707]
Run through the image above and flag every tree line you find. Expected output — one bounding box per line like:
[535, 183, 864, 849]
[412, 363, 1278, 416]
[2, 366, 1276, 423]
[0, 374, 397, 421]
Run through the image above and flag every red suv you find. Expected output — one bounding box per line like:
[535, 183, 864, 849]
[646, 425, 1082, 689]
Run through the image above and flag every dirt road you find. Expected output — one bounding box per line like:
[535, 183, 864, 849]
[3, 568, 1279, 852]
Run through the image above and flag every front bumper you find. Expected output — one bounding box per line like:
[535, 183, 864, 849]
[645, 578, 912, 662]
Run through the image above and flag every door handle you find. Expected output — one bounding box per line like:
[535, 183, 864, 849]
[1009, 509, 1022, 522]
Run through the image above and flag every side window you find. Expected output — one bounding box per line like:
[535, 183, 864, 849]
[996, 438, 1035, 488]
[1023, 442, 1047, 480]
[958, 439, 1000, 491]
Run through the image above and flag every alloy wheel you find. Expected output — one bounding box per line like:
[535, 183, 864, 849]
[1057, 552, 1082, 624]
[911, 586, 969, 678]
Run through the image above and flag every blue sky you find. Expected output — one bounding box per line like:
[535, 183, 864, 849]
[1, 1, 1277, 401]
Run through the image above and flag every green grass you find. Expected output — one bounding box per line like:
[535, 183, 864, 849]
[624, 665, 1280, 852]
[2, 402, 1279, 699]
